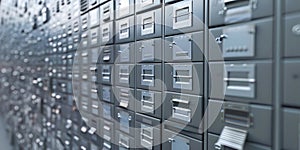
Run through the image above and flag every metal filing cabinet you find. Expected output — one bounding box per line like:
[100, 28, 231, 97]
[81, 13, 89, 31]
[135, 114, 161, 150]
[98, 65, 114, 85]
[116, 0, 135, 19]
[165, 32, 204, 62]
[136, 64, 162, 91]
[209, 0, 273, 26]
[114, 87, 135, 111]
[89, 8, 100, 28]
[115, 43, 135, 63]
[284, 13, 300, 57]
[136, 0, 161, 13]
[98, 85, 115, 104]
[164, 63, 204, 95]
[115, 107, 136, 136]
[115, 130, 135, 149]
[100, 1, 114, 23]
[114, 64, 135, 87]
[100, 22, 114, 45]
[100, 101, 115, 121]
[207, 133, 271, 150]
[89, 47, 101, 64]
[163, 92, 203, 137]
[208, 100, 272, 148]
[209, 61, 273, 105]
[136, 38, 162, 63]
[283, 60, 300, 107]
[91, 85, 101, 113]
[136, 8, 162, 40]
[284, 0, 300, 14]
[100, 119, 115, 149]
[99, 45, 115, 64]
[165, 0, 204, 35]
[116, 16, 135, 43]
[136, 89, 162, 119]
[162, 129, 203, 150]
[283, 108, 300, 150]
[81, 30, 89, 49]
[89, 27, 100, 47]
[209, 18, 273, 61]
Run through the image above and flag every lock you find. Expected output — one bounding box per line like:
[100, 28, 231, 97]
[215, 34, 228, 44]
[292, 24, 300, 35]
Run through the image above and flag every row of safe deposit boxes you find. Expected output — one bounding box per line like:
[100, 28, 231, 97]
[0, 0, 299, 150]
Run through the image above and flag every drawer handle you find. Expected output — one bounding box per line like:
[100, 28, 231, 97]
[215, 34, 228, 44]
[141, 74, 154, 77]
[224, 78, 255, 83]
[172, 98, 189, 104]
[119, 141, 129, 148]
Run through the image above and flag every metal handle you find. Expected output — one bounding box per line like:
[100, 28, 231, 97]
[169, 41, 177, 48]
[220, 0, 257, 15]
[215, 34, 228, 44]
[141, 73, 154, 77]
[172, 98, 189, 104]
[119, 141, 129, 148]
[173, 106, 191, 113]
[168, 138, 175, 143]
[224, 78, 255, 83]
